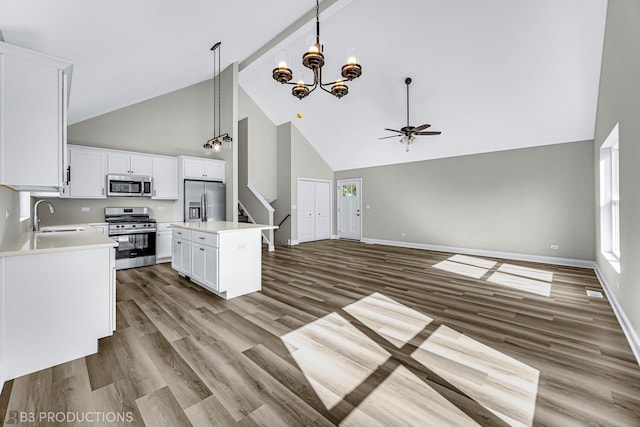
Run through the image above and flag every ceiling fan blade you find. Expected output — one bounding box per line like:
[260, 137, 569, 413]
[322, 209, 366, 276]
[416, 131, 442, 135]
[384, 128, 403, 134]
[378, 135, 401, 140]
[412, 124, 432, 132]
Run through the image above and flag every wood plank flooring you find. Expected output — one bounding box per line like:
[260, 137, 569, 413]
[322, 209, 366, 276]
[1, 240, 639, 426]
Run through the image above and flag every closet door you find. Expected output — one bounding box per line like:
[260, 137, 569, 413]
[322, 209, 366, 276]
[298, 180, 316, 243]
[314, 181, 331, 240]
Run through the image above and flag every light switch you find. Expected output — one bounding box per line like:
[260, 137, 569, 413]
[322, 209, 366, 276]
[81, 207, 90, 212]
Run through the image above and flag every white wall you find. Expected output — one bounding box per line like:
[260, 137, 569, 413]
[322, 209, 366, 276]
[335, 140, 595, 261]
[593, 0, 640, 348]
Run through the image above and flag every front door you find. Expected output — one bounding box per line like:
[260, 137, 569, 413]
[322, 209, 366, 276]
[337, 179, 362, 240]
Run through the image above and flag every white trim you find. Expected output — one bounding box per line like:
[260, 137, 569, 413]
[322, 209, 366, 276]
[593, 265, 640, 365]
[288, 239, 299, 246]
[331, 234, 339, 240]
[246, 184, 275, 213]
[361, 238, 594, 268]
[360, 237, 640, 366]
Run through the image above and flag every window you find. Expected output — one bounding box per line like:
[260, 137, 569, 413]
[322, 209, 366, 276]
[600, 123, 620, 272]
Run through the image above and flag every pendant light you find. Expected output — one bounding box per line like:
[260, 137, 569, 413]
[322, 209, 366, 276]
[272, 0, 362, 99]
[204, 42, 232, 155]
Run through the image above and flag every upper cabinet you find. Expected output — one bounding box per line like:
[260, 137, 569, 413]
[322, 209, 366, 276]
[180, 156, 225, 182]
[107, 152, 152, 176]
[0, 42, 73, 192]
[66, 145, 107, 198]
[151, 156, 178, 199]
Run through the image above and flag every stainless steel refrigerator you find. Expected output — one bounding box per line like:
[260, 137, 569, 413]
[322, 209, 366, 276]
[184, 180, 226, 222]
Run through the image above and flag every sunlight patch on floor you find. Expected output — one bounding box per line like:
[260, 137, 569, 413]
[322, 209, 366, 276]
[433, 260, 488, 279]
[282, 292, 539, 425]
[434, 255, 555, 297]
[343, 292, 433, 348]
[341, 365, 480, 427]
[412, 324, 539, 427]
[281, 312, 391, 410]
[487, 272, 552, 297]
[498, 263, 553, 282]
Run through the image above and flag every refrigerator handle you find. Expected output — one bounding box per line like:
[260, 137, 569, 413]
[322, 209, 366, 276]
[201, 193, 207, 222]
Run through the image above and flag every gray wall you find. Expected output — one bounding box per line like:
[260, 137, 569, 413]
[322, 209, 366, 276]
[335, 140, 595, 260]
[60, 63, 239, 222]
[273, 122, 333, 245]
[593, 1, 640, 339]
[290, 123, 334, 242]
[0, 187, 29, 247]
[238, 86, 277, 202]
[273, 124, 292, 246]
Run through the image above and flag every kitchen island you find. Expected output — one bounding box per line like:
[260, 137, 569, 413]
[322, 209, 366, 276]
[171, 221, 277, 300]
[0, 227, 117, 384]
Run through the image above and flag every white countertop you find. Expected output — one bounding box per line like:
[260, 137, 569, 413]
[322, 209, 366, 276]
[172, 221, 277, 233]
[0, 226, 117, 257]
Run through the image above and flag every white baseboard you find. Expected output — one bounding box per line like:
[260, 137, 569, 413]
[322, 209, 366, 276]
[361, 237, 640, 366]
[360, 238, 594, 268]
[287, 239, 299, 246]
[592, 265, 640, 365]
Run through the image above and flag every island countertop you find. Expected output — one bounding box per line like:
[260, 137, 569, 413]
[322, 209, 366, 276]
[171, 221, 277, 233]
[0, 226, 117, 257]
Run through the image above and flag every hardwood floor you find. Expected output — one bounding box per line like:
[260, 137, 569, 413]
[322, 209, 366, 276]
[1, 240, 639, 426]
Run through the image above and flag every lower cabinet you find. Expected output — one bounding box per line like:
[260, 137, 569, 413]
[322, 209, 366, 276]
[0, 247, 114, 380]
[156, 223, 173, 262]
[191, 242, 219, 291]
[171, 237, 191, 275]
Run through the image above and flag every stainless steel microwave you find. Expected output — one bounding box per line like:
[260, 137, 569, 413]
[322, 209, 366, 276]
[106, 175, 152, 197]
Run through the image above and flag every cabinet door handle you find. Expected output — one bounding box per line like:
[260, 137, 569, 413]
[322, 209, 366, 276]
[200, 248, 205, 251]
[177, 241, 181, 245]
[66, 166, 71, 184]
[198, 237, 205, 240]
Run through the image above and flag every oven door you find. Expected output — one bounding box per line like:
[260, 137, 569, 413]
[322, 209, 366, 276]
[112, 232, 156, 270]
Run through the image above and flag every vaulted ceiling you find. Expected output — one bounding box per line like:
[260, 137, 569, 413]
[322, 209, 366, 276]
[1, 0, 607, 171]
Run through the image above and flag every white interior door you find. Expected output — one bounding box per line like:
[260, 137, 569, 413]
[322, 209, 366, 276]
[338, 179, 362, 240]
[314, 181, 331, 240]
[298, 180, 315, 243]
[298, 179, 332, 243]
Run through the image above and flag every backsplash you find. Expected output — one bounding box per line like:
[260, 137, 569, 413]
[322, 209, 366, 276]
[0, 187, 30, 247]
[34, 197, 181, 226]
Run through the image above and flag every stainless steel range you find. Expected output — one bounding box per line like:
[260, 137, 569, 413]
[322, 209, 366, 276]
[105, 207, 157, 270]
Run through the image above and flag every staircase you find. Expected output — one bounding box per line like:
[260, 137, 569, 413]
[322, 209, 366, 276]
[238, 204, 250, 223]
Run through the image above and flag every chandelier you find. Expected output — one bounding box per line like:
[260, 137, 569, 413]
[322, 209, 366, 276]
[204, 42, 232, 156]
[272, 0, 362, 99]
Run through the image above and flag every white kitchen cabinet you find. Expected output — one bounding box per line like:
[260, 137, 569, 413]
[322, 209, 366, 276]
[108, 152, 152, 176]
[66, 145, 107, 198]
[191, 231, 219, 291]
[171, 228, 191, 275]
[180, 156, 225, 181]
[156, 222, 173, 262]
[0, 41, 72, 192]
[152, 156, 179, 199]
[0, 246, 114, 380]
[90, 224, 109, 235]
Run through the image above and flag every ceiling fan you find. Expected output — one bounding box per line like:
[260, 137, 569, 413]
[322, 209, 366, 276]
[379, 77, 441, 151]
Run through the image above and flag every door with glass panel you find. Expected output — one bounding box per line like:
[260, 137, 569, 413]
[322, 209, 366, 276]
[337, 179, 362, 240]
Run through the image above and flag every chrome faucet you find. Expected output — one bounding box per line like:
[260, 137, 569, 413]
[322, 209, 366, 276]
[33, 200, 55, 232]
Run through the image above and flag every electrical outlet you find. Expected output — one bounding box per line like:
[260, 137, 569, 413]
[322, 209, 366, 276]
[81, 207, 90, 212]
[5, 209, 10, 219]
[366, 204, 371, 210]
[401, 232, 406, 237]
[158, 206, 165, 211]
[550, 244, 559, 250]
